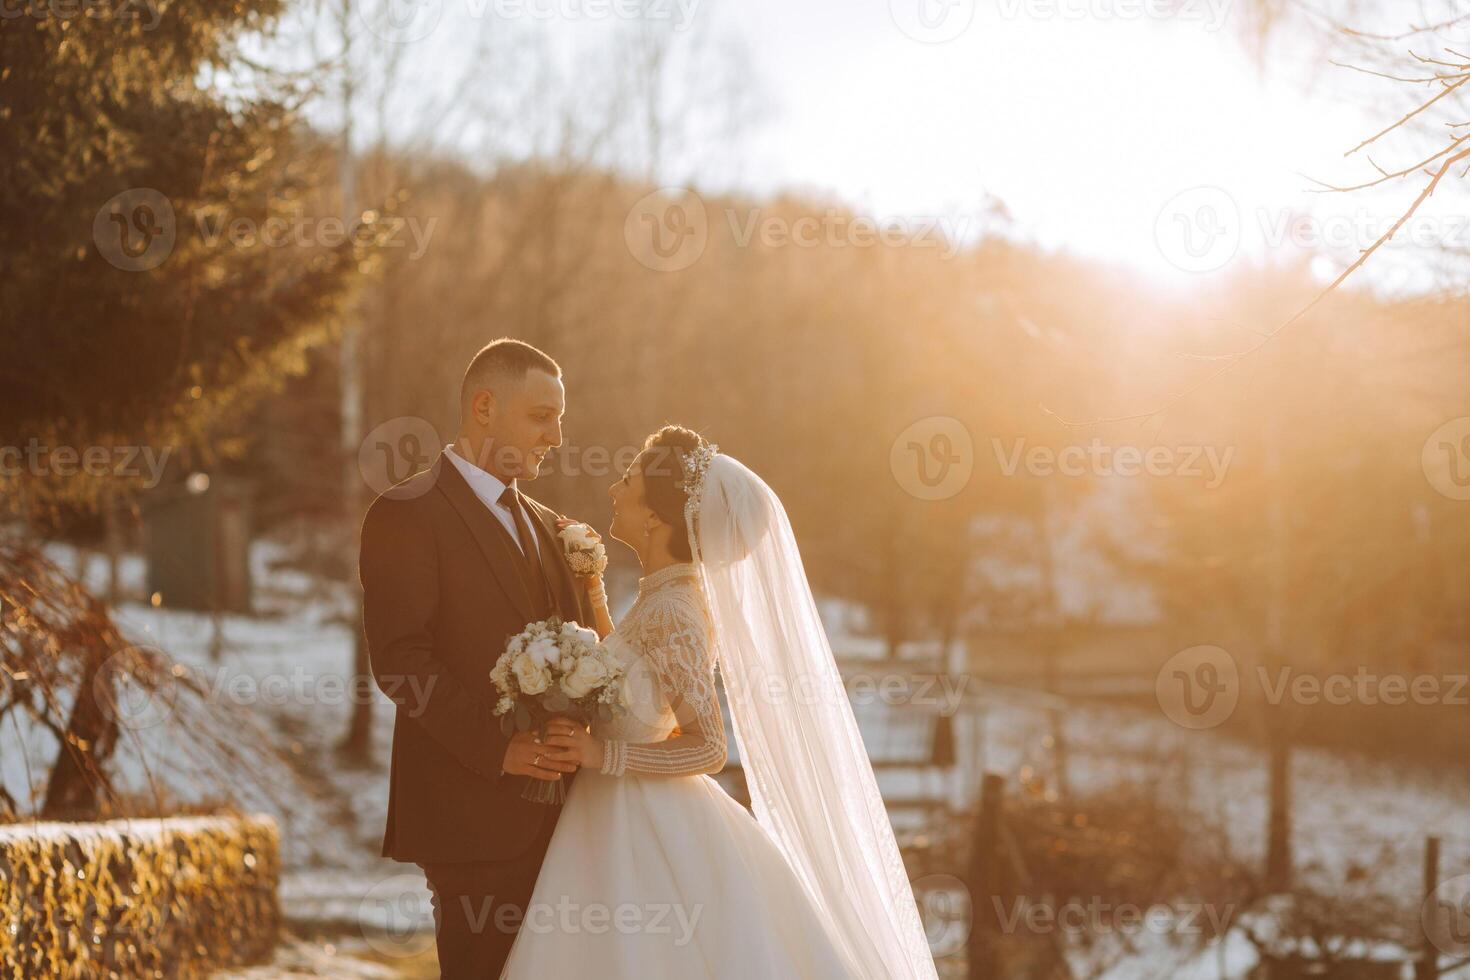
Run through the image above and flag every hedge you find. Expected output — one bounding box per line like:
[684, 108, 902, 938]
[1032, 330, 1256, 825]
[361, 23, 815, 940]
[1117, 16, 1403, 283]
[0, 814, 280, 978]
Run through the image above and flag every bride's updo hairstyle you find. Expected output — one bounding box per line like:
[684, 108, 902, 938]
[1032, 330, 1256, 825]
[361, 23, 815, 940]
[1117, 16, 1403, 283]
[638, 424, 707, 562]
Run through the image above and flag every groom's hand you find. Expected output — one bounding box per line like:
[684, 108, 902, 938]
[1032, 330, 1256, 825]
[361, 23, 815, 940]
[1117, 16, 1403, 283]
[502, 727, 580, 781]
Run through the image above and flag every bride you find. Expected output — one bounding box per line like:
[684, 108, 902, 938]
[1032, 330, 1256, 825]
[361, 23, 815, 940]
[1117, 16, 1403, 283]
[500, 425, 937, 979]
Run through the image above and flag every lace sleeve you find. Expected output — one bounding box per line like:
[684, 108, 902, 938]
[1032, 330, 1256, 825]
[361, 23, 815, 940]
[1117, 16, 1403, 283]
[600, 591, 726, 777]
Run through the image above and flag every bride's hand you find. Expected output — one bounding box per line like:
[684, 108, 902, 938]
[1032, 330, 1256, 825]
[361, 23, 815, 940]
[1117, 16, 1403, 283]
[556, 518, 607, 594]
[543, 716, 603, 769]
[555, 517, 602, 546]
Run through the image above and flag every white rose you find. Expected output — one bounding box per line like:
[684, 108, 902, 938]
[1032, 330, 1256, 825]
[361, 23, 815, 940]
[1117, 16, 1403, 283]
[511, 652, 551, 695]
[560, 655, 609, 699]
[525, 637, 559, 668]
[506, 635, 525, 655]
[560, 523, 596, 549]
[571, 625, 601, 649]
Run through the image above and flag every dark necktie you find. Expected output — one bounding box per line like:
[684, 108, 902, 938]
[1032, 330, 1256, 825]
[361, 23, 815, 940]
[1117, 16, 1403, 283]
[499, 486, 553, 615]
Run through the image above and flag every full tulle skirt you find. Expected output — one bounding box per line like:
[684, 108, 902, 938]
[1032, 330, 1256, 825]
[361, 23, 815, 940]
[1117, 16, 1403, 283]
[501, 768, 858, 978]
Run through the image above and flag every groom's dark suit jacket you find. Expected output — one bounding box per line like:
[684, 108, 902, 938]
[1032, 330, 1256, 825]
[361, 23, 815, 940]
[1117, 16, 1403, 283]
[359, 451, 595, 864]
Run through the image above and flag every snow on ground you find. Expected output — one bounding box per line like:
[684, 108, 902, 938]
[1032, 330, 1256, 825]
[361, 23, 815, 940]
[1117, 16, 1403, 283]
[10, 542, 1470, 978]
[883, 686, 1470, 979]
[9, 544, 428, 965]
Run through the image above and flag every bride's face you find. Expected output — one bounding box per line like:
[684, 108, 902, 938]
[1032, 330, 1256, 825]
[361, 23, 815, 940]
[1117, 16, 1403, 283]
[608, 453, 657, 550]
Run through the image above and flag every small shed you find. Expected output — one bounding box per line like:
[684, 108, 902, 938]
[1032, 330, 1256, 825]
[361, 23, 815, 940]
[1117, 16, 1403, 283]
[143, 473, 253, 613]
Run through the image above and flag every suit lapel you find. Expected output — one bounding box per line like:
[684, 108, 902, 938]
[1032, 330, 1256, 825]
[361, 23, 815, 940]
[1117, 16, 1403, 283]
[524, 497, 583, 623]
[434, 453, 536, 624]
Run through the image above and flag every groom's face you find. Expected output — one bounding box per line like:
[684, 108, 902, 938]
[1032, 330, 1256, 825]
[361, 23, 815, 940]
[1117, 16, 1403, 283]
[480, 368, 565, 481]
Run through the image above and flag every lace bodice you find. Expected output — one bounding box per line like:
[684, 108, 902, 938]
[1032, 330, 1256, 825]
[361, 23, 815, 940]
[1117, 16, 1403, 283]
[597, 562, 726, 778]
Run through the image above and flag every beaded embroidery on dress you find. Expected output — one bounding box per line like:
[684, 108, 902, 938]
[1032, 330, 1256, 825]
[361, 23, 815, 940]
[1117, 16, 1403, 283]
[595, 563, 726, 777]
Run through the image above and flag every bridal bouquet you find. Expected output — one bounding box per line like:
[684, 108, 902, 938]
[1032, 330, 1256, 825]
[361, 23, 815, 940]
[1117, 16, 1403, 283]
[557, 521, 607, 577]
[490, 617, 624, 804]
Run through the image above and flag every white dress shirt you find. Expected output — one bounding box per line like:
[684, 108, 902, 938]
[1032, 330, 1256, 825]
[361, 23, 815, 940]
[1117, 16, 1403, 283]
[445, 444, 529, 555]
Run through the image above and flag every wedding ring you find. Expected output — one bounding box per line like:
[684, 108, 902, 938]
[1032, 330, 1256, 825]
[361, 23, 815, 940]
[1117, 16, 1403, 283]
[533, 754, 542, 767]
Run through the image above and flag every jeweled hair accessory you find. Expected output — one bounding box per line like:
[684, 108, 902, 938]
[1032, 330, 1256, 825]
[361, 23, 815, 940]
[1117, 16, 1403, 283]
[677, 442, 718, 563]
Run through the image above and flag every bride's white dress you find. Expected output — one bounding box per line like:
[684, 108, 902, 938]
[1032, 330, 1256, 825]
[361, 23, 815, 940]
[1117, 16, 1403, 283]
[500, 562, 859, 978]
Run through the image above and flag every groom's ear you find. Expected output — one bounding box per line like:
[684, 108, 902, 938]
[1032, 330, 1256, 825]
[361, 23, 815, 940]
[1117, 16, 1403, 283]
[469, 388, 496, 425]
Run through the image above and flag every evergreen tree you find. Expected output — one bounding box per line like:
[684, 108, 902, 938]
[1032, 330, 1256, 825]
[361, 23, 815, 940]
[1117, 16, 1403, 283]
[0, 0, 382, 518]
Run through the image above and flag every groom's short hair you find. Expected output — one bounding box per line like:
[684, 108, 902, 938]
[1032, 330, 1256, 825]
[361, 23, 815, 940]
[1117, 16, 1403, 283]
[461, 338, 561, 408]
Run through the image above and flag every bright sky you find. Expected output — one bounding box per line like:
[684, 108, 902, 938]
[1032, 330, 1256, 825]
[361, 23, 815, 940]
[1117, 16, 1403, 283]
[708, 0, 1436, 291]
[286, 0, 1464, 294]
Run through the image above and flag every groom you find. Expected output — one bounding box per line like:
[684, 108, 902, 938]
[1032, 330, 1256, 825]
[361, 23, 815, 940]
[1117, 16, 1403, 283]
[359, 338, 595, 977]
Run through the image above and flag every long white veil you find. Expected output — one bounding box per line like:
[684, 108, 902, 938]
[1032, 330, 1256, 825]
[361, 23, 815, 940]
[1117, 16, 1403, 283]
[690, 453, 938, 980]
